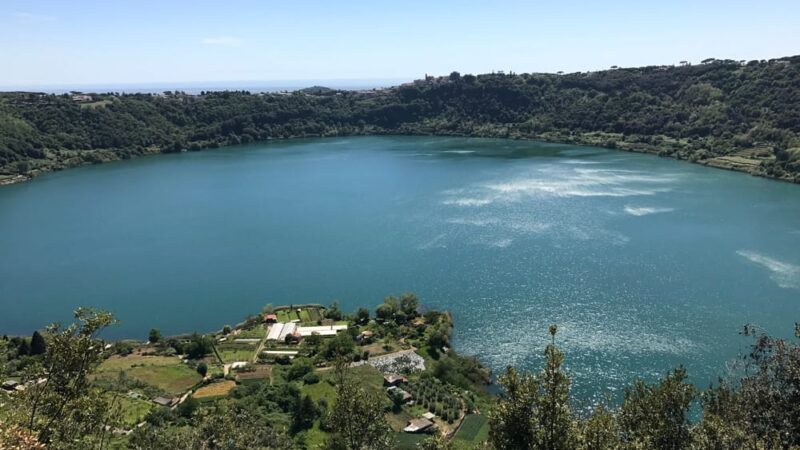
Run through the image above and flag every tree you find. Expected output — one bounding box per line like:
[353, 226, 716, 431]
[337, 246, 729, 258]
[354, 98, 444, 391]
[489, 325, 577, 450]
[489, 366, 538, 450]
[17, 339, 30, 357]
[17, 308, 119, 447]
[176, 396, 198, 418]
[619, 367, 695, 449]
[692, 323, 800, 448]
[535, 325, 576, 450]
[323, 332, 355, 359]
[185, 333, 213, 359]
[326, 362, 393, 450]
[29, 331, 46, 356]
[375, 304, 393, 322]
[355, 307, 370, 324]
[417, 434, 453, 450]
[449, 71, 461, 82]
[325, 301, 343, 321]
[130, 405, 292, 450]
[579, 404, 620, 450]
[287, 358, 314, 381]
[304, 333, 323, 354]
[196, 362, 208, 377]
[292, 394, 318, 434]
[400, 293, 419, 316]
[148, 328, 162, 344]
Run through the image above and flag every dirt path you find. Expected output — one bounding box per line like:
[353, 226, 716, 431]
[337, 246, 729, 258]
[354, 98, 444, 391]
[252, 324, 269, 363]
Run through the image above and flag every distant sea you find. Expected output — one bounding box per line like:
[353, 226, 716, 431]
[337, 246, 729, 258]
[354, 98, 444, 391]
[0, 78, 412, 94]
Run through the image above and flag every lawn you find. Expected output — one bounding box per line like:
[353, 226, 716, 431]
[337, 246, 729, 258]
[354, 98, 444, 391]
[96, 354, 201, 396]
[275, 310, 291, 323]
[217, 347, 255, 363]
[193, 380, 236, 401]
[386, 410, 414, 432]
[125, 365, 202, 396]
[111, 394, 153, 426]
[98, 355, 180, 372]
[395, 432, 428, 449]
[453, 414, 489, 444]
[236, 326, 266, 339]
[307, 308, 323, 322]
[301, 364, 384, 403]
[299, 309, 312, 323]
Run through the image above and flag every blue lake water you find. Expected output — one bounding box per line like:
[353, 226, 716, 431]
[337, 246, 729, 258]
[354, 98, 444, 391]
[1, 136, 799, 401]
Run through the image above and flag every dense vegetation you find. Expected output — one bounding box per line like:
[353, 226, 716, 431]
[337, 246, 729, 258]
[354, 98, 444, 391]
[2, 55, 800, 184]
[1, 300, 799, 449]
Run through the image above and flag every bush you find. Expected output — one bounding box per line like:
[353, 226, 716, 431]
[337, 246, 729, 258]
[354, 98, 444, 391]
[302, 372, 320, 385]
[287, 358, 314, 381]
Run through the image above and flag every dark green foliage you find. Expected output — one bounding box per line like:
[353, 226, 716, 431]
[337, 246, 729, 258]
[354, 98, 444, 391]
[619, 367, 695, 449]
[148, 328, 161, 344]
[286, 358, 314, 381]
[184, 333, 213, 359]
[326, 363, 393, 450]
[29, 331, 46, 356]
[130, 404, 292, 450]
[325, 301, 343, 321]
[399, 293, 419, 317]
[431, 353, 489, 390]
[176, 396, 198, 418]
[3, 57, 800, 182]
[17, 339, 30, 357]
[196, 362, 207, 377]
[322, 332, 355, 360]
[355, 307, 370, 325]
[692, 324, 800, 448]
[291, 394, 318, 434]
[302, 372, 319, 385]
[17, 308, 118, 447]
[489, 326, 577, 450]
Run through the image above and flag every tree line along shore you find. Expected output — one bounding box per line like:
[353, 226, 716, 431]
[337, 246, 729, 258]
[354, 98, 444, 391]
[1, 293, 799, 449]
[2, 55, 800, 186]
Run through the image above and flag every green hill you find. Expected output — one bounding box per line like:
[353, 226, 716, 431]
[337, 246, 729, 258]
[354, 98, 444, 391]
[2, 55, 799, 184]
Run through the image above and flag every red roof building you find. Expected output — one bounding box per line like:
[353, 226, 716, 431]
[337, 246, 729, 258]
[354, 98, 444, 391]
[263, 313, 278, 323]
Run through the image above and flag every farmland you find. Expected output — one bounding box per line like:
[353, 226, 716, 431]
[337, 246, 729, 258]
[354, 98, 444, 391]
[193, 380, 237, 401]
[96, 354, 202, 396]
[453, 414, 490, 444]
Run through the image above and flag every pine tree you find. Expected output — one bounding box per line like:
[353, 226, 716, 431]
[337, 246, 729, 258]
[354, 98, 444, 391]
[535, 325, 577, 450]
[29, 331, 46, 356]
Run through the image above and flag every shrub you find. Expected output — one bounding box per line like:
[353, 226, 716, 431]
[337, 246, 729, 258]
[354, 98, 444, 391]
[303, 372, 320, 385]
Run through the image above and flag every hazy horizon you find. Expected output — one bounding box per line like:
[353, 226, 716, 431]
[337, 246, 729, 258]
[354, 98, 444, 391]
[2, 0, 799, 87]
[0, 77, 413, 94]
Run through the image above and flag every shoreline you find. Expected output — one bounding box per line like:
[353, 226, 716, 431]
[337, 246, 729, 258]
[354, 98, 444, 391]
[2, 132, 798, 188]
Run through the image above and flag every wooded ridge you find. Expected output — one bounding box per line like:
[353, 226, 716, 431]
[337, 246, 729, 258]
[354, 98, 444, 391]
[2, 55, 799, 184]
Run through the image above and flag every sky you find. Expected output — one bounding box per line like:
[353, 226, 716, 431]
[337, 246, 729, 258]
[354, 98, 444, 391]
[1, 0, 799, 88]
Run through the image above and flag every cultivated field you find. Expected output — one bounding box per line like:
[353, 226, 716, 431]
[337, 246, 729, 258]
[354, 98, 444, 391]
[193, 380, 236, 401]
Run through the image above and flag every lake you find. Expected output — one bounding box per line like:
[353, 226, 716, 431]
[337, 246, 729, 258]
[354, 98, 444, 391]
[1, 136, 799, 401]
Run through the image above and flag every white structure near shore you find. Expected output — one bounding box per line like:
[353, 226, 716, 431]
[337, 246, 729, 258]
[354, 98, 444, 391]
[266, 322, 347, 340]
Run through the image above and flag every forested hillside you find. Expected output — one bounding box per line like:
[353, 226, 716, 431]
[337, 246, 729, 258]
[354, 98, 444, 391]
[2, 55, 799, 184]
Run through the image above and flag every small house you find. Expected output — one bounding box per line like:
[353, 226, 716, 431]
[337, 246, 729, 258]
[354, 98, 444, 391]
[404, 418, 434, 433]
[153, 396, 176, 407]
[383, 374, 407, 387]
[358, 330, 374, 343]
[71, 94, 93, 102]
[263, 313, 278, 323]
[387, 386, 413, 403]
[1, 380, 19, 391]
